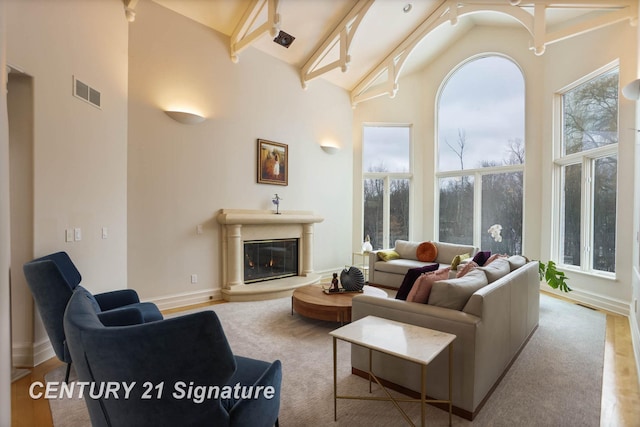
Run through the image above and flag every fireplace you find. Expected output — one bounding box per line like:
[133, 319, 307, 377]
[216, 209, 324, 301]
[244, 238, 299, 283]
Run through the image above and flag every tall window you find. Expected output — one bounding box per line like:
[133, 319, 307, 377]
[556, 66, 618, 274]
[437, 56, 525, 254]
[363, 125, 411, 250]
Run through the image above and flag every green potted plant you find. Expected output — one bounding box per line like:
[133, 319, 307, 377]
[538, 260, 572, 292]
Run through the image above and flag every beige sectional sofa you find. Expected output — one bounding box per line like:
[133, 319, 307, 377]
[351, 257, 540, 420]
[368, 240, 479, 288]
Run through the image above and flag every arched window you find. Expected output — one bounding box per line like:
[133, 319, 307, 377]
[436, 55, 525, 254]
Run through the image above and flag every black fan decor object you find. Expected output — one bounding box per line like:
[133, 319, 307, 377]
[340, 266, 365, 292]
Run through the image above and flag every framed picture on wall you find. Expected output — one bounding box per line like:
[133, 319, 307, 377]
[257, 139, 288, 186]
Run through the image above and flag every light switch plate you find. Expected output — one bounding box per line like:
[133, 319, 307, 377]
[74, 228, 82, 241]
[65, 229, 74, 242]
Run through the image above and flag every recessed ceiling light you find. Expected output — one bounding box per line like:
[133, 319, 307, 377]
[273, 30, 295, 48]
[403, 3, 412, 13]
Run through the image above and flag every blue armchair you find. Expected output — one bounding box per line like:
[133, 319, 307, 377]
[64, 286, 282, 427]
[23, 251, 163, 382]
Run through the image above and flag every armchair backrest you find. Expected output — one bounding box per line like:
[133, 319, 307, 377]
[64, 286, 238, 427]
[32, 251, 82, 289]
[23, 258, 76, 363]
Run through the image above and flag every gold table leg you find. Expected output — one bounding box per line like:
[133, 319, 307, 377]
[333, 336, 337, 421]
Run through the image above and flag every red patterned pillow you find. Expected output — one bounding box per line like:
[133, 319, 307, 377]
[406, 267, 450, 303]
[456, 261, 479, 278]
[416, 241, 438, 262]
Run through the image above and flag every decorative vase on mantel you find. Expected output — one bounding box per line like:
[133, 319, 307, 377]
[272, 194, 282, 214]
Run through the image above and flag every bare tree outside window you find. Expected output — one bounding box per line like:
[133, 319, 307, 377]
[559, 67, 618, 274]
[363, 126, 411, 250]
[437, 56, 525, 253]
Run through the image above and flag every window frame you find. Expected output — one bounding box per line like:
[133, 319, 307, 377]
[552, 62, 619, 278]
[362, 123, 413, 249]
[434, 54, 526, 251]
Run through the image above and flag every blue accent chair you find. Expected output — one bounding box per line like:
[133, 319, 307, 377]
[64, 286, 282, 427]
[23, 251, 163, 382]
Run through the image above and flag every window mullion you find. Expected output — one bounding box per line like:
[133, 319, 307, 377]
[582, 158, 593, 272]
[474, 172, 483, 249]
[383, 176, 391, 249]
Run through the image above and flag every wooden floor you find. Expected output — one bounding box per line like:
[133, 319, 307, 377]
[10, 295, 640, 426]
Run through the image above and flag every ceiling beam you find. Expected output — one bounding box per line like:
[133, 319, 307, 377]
[351, 0, 637, 107]
[123, 0, 139, 22]
[230, 0, 280, 63]
[299, 0, 375, 89]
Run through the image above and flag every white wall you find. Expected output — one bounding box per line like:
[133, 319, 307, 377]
[127, 1, 353, 305]
[6, 0, 129, 364]
[353, 21, 637, 314]
[540, 22, 636, 313]
[1, 0, 14, 422]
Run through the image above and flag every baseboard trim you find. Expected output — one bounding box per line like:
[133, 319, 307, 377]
[149, 288, 223, 311]
[12, 342, 33, 367]
[33, 338, 55, 367]
[539, 283, 629, 316]
[631, 309, 640, 389]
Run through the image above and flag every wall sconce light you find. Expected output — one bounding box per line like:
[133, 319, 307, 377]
[622, 79, 640, 100]
[320, 144, 340, 155]
[164, 110, 206, 125]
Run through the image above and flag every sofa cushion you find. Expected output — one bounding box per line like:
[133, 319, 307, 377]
[478, 257, 511, 283]
[376, 259, 435, 275]
[428, 268, 489, 310]
[416, 242, 438, 262]
[406, 268, 450, 303]
[507, 255, 528, 271]
[433, 241, 477, 265]
[395, 263, 440, 300]
[377, 250, 400, 261]
[394, 240, 420, 260]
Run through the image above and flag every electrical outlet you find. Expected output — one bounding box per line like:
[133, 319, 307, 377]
[191, 274, 198, 284]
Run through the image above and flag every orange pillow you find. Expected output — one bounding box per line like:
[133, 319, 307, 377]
[416, 241, 438, 262]
[406, 267, 450, 303]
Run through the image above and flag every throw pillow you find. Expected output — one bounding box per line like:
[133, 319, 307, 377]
[395, 263, 440, 300]
[450, 253, 470, 270]
[456, 261, 479, 278]
[472, 251, 491, 266]
[484, 253, 507, 266]
[377, 250, 400, 261]
[406, 267, 451, 303]
[416, 241, 438, 262]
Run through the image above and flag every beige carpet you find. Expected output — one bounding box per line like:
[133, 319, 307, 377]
[47, 293, 605, 426]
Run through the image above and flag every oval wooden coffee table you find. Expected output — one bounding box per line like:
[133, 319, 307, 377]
[291, 284, 387, 324]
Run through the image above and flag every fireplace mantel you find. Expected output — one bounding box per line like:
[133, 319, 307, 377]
[216, 209, 324, 301]
[217, 209, 324, 226]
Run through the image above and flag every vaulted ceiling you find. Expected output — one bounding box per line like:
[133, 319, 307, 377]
[125, 0, 637, 106]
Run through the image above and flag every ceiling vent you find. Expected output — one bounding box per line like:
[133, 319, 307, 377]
[273, 30, 295, 48]
[73, 76, 101, 109]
